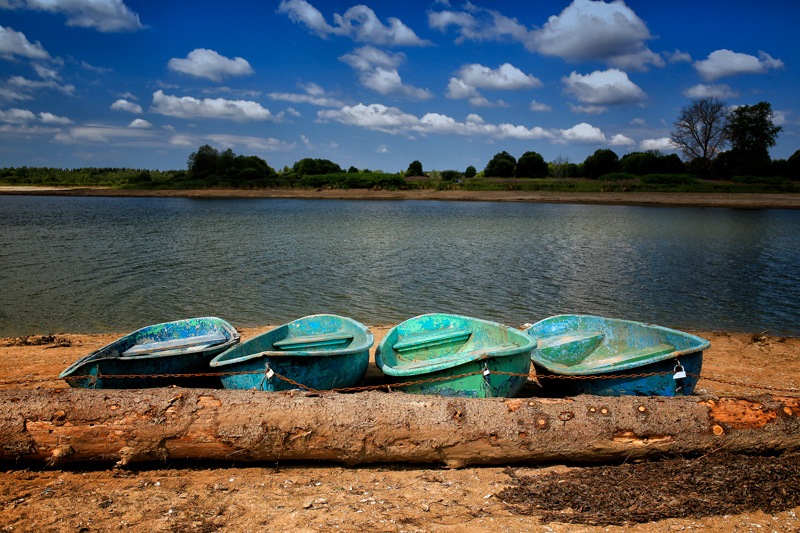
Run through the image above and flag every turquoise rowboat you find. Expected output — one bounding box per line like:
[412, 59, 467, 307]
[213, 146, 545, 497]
[210, 314, 373, 391]
[375, 313, 535, 398]
[60, 317, 240, 389]
[525, 315, 711, 396]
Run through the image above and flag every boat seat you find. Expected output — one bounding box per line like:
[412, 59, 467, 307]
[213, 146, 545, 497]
[272, 332, 354, 350]
[392, 343, 518, 373]
[393, 328, 472, 353]
[534, 331, 605, 366]
[591, 343, 676, 367]
[122, 332, 228, 357]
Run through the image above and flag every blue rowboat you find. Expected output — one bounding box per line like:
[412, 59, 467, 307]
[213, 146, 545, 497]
[524, 315, 710, 396]
[375, 313, 535, 398]
[60, 317, 240, 389]
[209, 314, 373, 391]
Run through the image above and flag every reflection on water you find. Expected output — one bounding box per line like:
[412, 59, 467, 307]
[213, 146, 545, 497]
[1, 196, 799, 336]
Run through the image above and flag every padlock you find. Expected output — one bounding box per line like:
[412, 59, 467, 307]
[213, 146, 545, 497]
[673, 363, 687, 380]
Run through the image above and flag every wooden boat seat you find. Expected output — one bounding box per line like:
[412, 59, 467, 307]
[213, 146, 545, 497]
[589, 343, 676, 367]
[273, 332, 354, 351]
[535, 332, 605, 366]
[392, 343, 518, 372]
[122, 332, 228, 357]
[393, 328, 472, 353]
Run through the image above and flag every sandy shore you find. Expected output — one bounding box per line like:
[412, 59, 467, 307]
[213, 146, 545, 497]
[0, 327, 798, 532]
[2, 185, 800, 209]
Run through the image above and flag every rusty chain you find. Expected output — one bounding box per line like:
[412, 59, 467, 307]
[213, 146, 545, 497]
[1, 368, 797, 396]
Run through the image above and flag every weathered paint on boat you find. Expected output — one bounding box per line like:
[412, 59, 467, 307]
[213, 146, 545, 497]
[525, 315, 710, 396]
[59, 317, 240, 389]
[210, 314, 373, 391]
[375, 313, 535, 398]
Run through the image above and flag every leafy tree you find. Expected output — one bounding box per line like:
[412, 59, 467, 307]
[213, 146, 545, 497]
[788, 150, 800, 181]
[187, 144, 221, 180]
[583, 149, 620, 179]
[440, 170, 461, 181]
[484, 151, 516, 177]
[516, 151, 548, 178]
[292, 158, 342, 176]
[405, 160, 423, 177]
[464, 165, 477, 178]
[724, 101, 782, 176]
[347, 166, 359, 174]
[671, 97, 729, 176]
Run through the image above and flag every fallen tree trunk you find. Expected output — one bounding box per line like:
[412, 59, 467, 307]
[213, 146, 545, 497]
[0, 389, 797, 468]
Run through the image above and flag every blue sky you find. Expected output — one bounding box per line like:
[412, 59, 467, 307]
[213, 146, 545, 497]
[1, 0, 798, 173]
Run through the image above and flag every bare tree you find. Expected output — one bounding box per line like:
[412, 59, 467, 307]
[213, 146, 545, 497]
[671, 98, 729, 175]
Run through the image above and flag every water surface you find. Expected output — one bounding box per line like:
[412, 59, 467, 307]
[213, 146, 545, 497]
[1, 196, 798, 336]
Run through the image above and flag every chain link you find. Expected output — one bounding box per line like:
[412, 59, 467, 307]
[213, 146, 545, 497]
[1, 369, 797, 397]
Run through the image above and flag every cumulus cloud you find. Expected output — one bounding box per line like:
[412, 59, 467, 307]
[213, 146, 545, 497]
[530, 100, 552, 112]
[204, 133, 294, 152]
[0, 107, 35, 123]
[5, 76, 75, 100]
[447, 63, 540, 107]
[0, 25, 50, 60]
[317, 102, 554, 140]
[111, 99, 143, 113]
[150, 90, 273, 122]
[683, 83, 738, 99]
[0, 0, 144, 32]
[563, 69, 646, 105]
[55, 125, 153, 144]
[694, 49, 784, 81]
[559, 122, 606, 143]
[640, 138, 677, 151]
[528, 0, 663, 70]
[168, 49, 254, 82]
[38, 111, 71, 124]
[429, 0, 663, 70]
[609, 134, 635, 146]
[340, 46, 432, 99]
[278, 0, 428, 46]
[268, 83, 344, 107]
[128, 118, 152, 128]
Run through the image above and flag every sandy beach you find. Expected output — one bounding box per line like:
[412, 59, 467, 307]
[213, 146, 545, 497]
[2, 185, 800, 210]
[0, 326, 798, 532]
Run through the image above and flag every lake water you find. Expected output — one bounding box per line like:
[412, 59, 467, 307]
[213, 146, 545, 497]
[1, 195, 799, 337]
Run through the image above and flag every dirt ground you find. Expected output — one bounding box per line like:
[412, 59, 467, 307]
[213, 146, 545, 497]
[1, 326, 799, 532]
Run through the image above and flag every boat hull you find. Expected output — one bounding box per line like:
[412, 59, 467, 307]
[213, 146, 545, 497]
[210, 314, 373, 392]
[376, 313, 534, 398]
[525, 315, 710, 397]
[59, 317, 240, 389]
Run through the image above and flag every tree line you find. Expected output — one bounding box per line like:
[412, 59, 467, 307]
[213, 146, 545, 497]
[1, 99, 798, 190]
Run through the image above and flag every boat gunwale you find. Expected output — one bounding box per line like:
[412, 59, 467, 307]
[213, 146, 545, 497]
[526, 314, 711, 376]
[58, 317, 240, 379]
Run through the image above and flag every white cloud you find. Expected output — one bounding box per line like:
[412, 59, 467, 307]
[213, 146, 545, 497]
[563, 69, 646, 105]
[447, 63, 539, 107]
[609, 134, 635, 146]
[666, 49, 692, 63]
[0, 107, 35, 123]
[33, 64, 59, 79]
[528, 0, 663, 70]
[128, 118, 152, 128]
[0, 25, 50, 60]
[317, 102, 554, 140]
[3, 76, 75, 102]
[111, 99, 143, 113]
[278, 0, 428, 46]
[150, 90, 274, 122]
[568, 103, 607, 114]
[268, 83, 344, 107]
[0, 0, 144, 32]
[559, 122, 606, 143]
[376, 144, 389, 153]
[640, 138, 677, 151]
[168, 49, 254, 82]
[38, 111, 71, 125]
[530, 100, 551, 112]
[683, 83, 738, 99]
[430, 1, 662, 70]
[55, 125, 153, 144]
[204, 133, 294, 152]
[694, 50, 783, 81]
[340, 46, 432, 99]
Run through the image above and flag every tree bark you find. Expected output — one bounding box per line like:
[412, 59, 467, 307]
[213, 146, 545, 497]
[1, 389, 797, 468]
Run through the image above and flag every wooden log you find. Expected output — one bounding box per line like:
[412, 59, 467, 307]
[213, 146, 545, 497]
[0, 389, 798, 468]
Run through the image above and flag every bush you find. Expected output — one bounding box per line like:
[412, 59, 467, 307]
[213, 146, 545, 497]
[600, 172, 636, 181]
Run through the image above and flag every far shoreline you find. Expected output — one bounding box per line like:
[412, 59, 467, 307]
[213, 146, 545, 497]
[2, 185, 800, 210]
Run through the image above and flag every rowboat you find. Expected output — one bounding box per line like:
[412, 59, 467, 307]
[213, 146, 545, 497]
[209, 314, 373, 391]
[375, 313, 535, 398]
[60, 317, 240, 388]
[524, 315, 710, 396]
